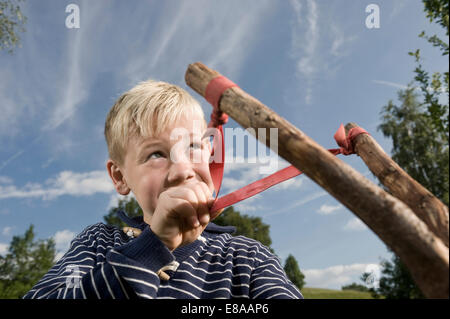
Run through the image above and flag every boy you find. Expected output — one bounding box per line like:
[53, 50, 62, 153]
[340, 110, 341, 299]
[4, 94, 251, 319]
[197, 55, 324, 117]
[24, 80, 303, 299]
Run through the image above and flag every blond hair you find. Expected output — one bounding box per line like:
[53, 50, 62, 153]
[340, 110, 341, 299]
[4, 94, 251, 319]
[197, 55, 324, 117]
[105, 79, 206, 166]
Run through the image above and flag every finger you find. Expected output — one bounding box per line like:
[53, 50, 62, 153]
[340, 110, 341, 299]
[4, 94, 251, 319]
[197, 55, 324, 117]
[163, 187, 200, 228]
[194, 181, 214, 208]
[165, 186, 199, 212]
[191, 182, 210, 226]
[198, 181, 215, 221]
[171, 197, 200, 229]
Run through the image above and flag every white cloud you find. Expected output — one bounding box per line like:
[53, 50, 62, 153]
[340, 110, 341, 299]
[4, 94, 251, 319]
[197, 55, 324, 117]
[343, 217, 368, 231]
[317, 203, 343, 215]
[303, 263, 377, 289]
[0, 176, 13, 184]
[0, 243, 9, 255]
[53, 229, 76, 262]
[53, 230, 76, 251]
[0, 170, 114, 200]
[107, 193, 136, 210]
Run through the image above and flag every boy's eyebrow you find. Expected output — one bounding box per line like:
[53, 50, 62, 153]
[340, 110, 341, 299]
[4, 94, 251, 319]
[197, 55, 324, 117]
[138, 140, 163, 148]
[138, 132, 204, 150]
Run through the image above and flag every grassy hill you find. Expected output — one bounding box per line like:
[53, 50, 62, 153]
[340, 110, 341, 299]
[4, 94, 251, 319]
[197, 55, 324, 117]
[301, 287, 375, 299]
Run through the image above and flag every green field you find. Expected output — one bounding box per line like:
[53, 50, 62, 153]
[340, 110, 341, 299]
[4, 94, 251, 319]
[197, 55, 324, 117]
[301, 287, 375, 299]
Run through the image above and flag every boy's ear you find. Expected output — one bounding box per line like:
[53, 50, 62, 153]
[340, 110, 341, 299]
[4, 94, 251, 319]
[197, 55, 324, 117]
[106, 159, 130, 195]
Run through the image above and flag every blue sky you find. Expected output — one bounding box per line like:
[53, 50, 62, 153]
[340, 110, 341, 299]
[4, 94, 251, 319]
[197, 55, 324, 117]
[0, 0, 448, 290]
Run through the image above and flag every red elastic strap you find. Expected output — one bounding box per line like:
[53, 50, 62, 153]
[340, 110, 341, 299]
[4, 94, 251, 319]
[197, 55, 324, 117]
[204, 75, 370, 214]
[210, 165, 302, 213]
[205, 76, 238, 202]
[210, 124, 369, 213]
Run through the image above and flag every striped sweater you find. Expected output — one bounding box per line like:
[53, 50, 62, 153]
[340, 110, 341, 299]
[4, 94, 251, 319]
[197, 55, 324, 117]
[23, 211, 303, 299]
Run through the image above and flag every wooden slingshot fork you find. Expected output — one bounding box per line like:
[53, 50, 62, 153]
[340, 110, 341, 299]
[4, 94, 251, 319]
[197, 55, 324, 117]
[184, 62, 449, 299]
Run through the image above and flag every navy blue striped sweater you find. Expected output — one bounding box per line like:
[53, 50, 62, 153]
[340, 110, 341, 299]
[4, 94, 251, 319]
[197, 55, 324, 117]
[23, 211, 303, 299]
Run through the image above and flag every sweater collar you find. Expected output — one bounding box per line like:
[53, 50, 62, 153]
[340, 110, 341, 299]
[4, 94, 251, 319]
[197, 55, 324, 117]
[116, 210, 236, 234]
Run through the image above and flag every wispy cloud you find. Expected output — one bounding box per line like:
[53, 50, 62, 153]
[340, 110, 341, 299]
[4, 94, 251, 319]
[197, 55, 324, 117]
[373, 80, 408, 90]
[289, 0, 319, 105]
[342, 217, 368, 232]
[330, 24, 357, 58]
[388, 0, 409, 20]
[0, 170, 114, 200]
[232, 194, 265, 213]
[122, 0, 275, 86]
[0, 73, 23, 139]
[288, 0, 357, 105]
[317, 203, 343, 215]
[263, 190, 327, 218]
[0, 0, 105, 170]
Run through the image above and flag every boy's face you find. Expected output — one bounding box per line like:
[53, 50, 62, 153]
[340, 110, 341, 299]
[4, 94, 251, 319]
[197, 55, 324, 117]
[108, 114, 214, 220]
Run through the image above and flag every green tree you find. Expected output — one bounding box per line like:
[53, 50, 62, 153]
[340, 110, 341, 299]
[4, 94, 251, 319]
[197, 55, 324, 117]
[103, 196, 143, 229]
[409, 0, 449, 136]
[283, 254, 305, 290]
[213, 206, 272, 249]
[0, 225, 56, 299]
[374, 0, 449, 299]
[0, 0, 27, 53]
[379, 87, 449, 205]
[361, 254, 425, 299]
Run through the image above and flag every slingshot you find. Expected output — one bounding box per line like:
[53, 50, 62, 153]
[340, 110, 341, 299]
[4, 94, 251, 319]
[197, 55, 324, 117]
[185, 62, 449, 298]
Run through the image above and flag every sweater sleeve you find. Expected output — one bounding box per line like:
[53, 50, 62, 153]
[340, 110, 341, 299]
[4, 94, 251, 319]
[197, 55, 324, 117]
[249, 244, 304, 299]
[23, 223, 174, 299]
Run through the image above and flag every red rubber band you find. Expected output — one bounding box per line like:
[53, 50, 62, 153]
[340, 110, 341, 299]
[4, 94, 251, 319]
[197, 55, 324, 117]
[203, 75, 370, 214]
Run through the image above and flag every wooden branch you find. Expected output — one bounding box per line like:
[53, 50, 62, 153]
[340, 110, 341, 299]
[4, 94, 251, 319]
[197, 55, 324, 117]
[185, 62, 449, 298]
[345, 122, 449, 247]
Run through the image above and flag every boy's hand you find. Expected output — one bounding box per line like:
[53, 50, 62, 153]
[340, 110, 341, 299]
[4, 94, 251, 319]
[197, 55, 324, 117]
[150, 181, 217, 251]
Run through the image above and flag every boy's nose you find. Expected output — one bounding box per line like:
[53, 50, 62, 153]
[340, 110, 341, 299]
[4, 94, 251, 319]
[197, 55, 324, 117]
[167, 160, 195, 186]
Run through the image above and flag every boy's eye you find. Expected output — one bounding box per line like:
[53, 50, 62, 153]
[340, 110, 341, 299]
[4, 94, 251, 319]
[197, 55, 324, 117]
[147, 151, 164, 160]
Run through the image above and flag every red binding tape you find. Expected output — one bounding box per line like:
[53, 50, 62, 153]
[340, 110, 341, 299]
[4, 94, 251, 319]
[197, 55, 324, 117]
[205, 75, 238, 110]
[332, 124, 369, 155]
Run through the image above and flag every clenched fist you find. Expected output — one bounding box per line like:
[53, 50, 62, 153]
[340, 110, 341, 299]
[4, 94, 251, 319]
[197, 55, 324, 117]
[149, 180, 218, 251]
